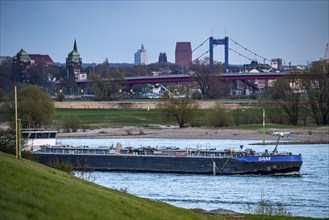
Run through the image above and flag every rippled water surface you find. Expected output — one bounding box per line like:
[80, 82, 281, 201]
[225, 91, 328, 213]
[63, 138, 329, 218]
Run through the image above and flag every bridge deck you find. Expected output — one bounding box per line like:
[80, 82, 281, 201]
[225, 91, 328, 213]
[76, 72, 290, 85]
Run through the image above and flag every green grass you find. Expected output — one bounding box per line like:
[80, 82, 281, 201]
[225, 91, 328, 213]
[223, 124, 321, 130]
[52, 108, 325, 130]
[0, 152, 220, 220]
[53, 108, 175, 128]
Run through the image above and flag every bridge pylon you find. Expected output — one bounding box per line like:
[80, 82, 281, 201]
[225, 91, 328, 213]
[209, 36, 229, 71]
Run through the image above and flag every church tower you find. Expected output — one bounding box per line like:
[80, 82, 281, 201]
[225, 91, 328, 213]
[66, 39, 82, 79]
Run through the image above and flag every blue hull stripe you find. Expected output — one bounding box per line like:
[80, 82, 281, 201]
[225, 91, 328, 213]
[234, 155, 302, 163]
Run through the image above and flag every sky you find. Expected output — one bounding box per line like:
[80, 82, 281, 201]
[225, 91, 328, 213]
[1, 1, 328, 66]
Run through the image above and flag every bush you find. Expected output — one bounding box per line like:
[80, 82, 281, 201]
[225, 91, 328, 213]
[205, 104, 232, 127]
[0, 129, 35, 160]
[48, 158, 74, 174]
[232, 109, 263, 125]
[232, 109, 243, 126]
[267, 108, 285, 124]
[0, 130, 16, 155]
[252, 193, 292, 216]
[62, 114, 81, 132]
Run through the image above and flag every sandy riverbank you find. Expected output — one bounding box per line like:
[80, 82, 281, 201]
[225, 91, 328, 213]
[57, 126, 329, 144]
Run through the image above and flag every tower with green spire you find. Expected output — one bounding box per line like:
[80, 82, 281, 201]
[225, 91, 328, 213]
[12, 49, 32, 82]
[66, 39, 82, 79]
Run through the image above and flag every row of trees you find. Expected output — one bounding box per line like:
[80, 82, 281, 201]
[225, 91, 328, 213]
[264, 61, 328, 125]
[158, 61, 329, 127]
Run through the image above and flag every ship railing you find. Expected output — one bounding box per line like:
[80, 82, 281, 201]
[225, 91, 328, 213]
[36, 146, 295, 157]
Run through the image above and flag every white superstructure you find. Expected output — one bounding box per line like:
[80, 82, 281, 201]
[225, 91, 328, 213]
[22, 130, 58, 151]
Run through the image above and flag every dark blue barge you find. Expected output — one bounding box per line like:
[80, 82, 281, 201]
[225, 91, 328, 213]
[32, 145, 303, 175]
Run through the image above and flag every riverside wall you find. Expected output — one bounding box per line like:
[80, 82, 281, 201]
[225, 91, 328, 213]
[54, 101, 260, 109]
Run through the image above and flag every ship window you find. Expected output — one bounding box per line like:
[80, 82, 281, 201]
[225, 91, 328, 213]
[22, 133, 28, 138]
[37, 133, 43, 138]
[30, 133, 36, 139]
[49, 133, 56, 138]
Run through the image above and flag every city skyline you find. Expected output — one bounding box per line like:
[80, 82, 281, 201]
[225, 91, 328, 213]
[1, 1, 328, 66]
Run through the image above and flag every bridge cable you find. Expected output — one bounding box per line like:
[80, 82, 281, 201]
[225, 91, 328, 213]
[194, 42, 220, 61]
[229, 37, 271, 63]
[191, 37, 209, 53]
[229, 48, 253, 61]
[195, 37, 272, 66]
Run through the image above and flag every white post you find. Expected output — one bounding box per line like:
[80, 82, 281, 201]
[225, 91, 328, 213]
[262, 109, 265, 145]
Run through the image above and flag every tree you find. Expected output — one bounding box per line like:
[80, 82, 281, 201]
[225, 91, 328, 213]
[302, 60, 329, 125]
[266, 77, 301, 125]
[58, 76, 78, 96]
[28, 65, 47, 85]
[190, 58, 231, 99]
[157, 94, 198, 128]
[93, 58, 111, 78]
[18, 85, 55, 128]
[90, 68, 124, 101]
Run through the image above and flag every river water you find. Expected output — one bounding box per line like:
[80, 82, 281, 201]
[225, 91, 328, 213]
[60, 138, 329, 218]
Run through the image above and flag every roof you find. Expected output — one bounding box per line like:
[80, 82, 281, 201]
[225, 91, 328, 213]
[29, 54, 55, 67]
[67, 40, 81, 63]
[67, 50, 81, 63]
[13, 49, 31, 63]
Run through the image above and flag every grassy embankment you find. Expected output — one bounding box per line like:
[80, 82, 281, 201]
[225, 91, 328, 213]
[0, 152, 319, 220]
[0, 152, 218, 220]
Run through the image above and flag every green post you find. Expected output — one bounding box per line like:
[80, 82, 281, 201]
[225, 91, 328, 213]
[262, 109, 265, 145]
[18, 119, 22, 159]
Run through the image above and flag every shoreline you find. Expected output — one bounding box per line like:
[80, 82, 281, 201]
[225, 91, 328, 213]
[57, 126, 329, 144]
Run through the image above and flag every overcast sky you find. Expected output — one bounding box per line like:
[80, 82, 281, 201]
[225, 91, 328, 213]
[1, 1, 328, 65]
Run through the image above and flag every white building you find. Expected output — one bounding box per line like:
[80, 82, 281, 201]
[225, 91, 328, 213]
[271, 58, 282, 70]
[134, 44, 148, 65]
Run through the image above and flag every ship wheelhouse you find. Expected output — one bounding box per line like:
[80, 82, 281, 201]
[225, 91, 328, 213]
[22, 130, 57, 151]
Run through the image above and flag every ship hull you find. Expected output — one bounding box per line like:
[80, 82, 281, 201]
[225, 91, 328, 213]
[33, 153, 302, 175]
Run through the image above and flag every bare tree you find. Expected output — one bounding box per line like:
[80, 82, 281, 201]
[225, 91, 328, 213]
[267, 77, 301, 125]
[157, 94, 199, 128]
[302, 60, 329, 125]
[190, 58, 230, 99]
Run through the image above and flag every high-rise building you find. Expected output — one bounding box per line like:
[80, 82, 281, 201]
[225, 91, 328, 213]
[158, 52, 167, 63]
[175, 42, 192, 66]
[134, 44, 148, 65]
[66, 39, 82, 79]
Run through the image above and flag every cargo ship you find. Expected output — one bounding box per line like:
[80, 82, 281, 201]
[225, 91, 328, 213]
[23, 130, 303, 175]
